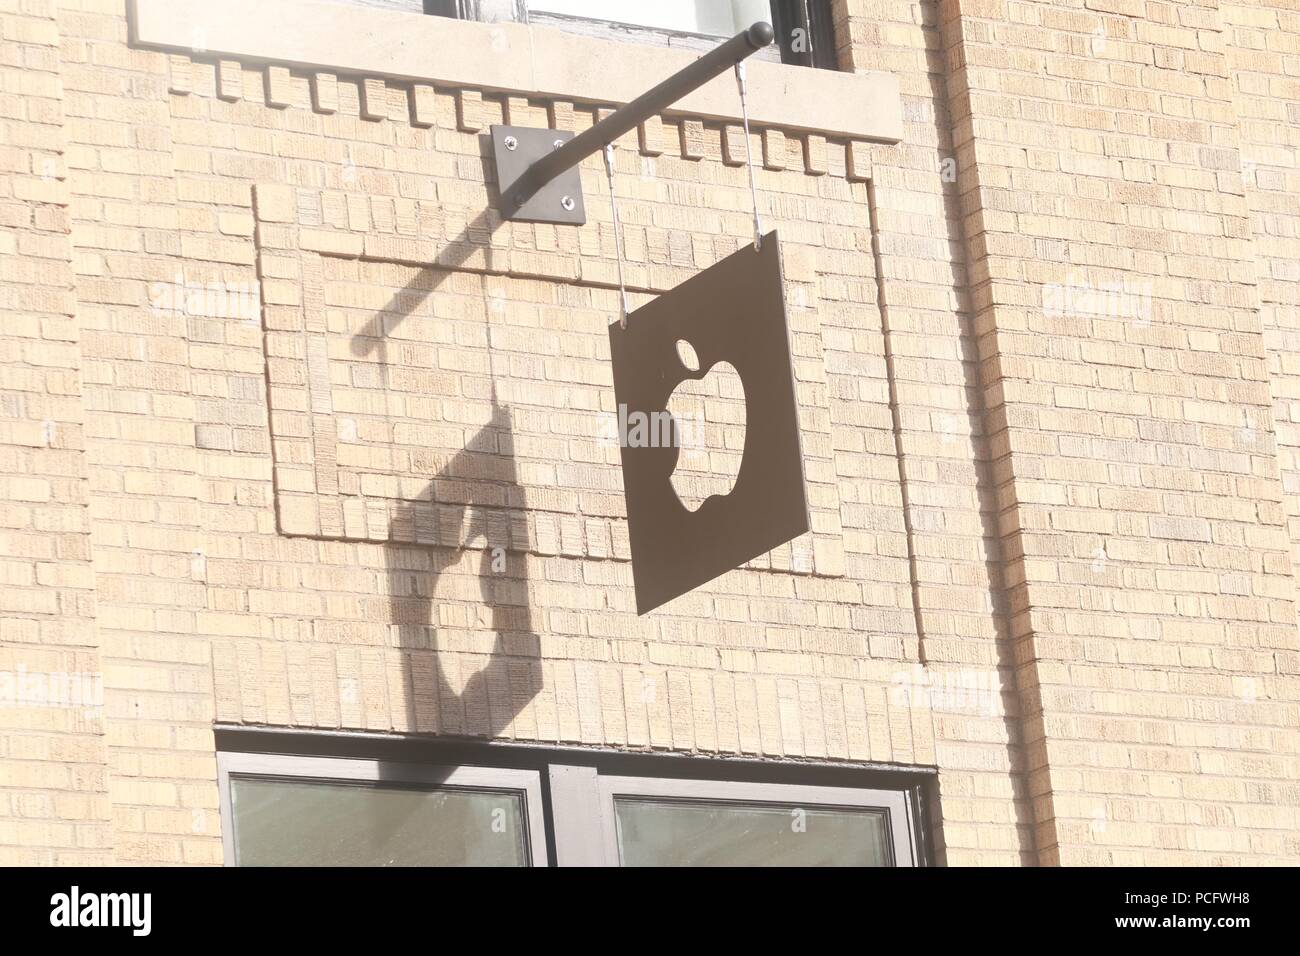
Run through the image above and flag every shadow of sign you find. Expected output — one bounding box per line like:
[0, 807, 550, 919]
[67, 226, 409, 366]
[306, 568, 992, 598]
[339, 174, 540, 739]
[384, 400, 542, 741]
[344, 215, 542, 740]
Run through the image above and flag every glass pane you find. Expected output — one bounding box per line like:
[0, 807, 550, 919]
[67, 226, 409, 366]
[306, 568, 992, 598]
[531, 0, 771, 36]
[231, 776, 529, 866]
[614, 797, 892, 866]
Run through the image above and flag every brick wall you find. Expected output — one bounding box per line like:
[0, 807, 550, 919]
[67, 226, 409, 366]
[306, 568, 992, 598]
[938, 0, 1300, 863]
[0, 0, 1296, 865]
[0, 0, 112, 864]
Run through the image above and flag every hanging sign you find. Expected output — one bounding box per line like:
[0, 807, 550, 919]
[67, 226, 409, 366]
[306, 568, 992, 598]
[609, 231, 810, 614]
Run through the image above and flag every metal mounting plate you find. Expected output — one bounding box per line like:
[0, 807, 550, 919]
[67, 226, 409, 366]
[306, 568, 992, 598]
[490, 125, 588, 226]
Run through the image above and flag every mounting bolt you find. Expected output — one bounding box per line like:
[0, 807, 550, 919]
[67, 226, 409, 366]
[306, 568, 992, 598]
[561, 196, 576, 211]
[553, 139, 565, 150]
[504, 136, 518, 151]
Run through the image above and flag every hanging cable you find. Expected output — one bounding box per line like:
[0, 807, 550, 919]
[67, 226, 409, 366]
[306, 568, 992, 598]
[801, 0, 814, 62]
[734, 61, 762, 251]
[603, 143, 630, 328]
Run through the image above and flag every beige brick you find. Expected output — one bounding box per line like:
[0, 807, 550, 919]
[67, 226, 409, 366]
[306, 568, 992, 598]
[679, 119, 707, 160]
[311, 72, 338, 113]
[846, 140, 872, 182]
[264, 65, 292, 109]
[761, 129, 787, 170]
[410, 83, 436, 128]
[253, 184, 296, 223]
[359, 78, 386, 121]
[636, 116, 667, 157]
[803, 134, 828, 176]
[721, 125, 748, 166]
[167, 55, 191, 96]
[217, 59, 242, 101]
[456, 89, 484, 132]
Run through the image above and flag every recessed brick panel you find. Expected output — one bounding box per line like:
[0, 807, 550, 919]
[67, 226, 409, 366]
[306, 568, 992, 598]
[252, 185, 846, 578]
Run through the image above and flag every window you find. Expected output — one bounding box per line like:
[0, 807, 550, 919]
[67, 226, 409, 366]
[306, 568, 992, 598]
[529, 0, 771, 37]
[219, 742, 926, 867]
[588, 774, 913, 866]
[218, 753, 548, 866]
[423, 0, 841, 70]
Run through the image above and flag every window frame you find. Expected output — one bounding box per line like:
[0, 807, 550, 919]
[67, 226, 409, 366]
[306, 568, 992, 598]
[592, 773, 917, 866]
[545, 763, 918, 866]
[216, 751, 550, 867]
[215, 731, 934, 867]
[598, 780, 915, 868]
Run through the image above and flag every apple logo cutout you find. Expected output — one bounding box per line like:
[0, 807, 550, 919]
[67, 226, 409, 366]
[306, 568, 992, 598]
[665, 338, 747, 512]
[608, 230, 810, 615]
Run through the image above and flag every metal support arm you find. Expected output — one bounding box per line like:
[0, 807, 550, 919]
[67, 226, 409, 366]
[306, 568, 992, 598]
[493, 21, 775, 224]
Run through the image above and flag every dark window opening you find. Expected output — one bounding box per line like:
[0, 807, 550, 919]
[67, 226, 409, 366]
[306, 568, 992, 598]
[424, 0, 841, 71]
[770, 0, 839, 70]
